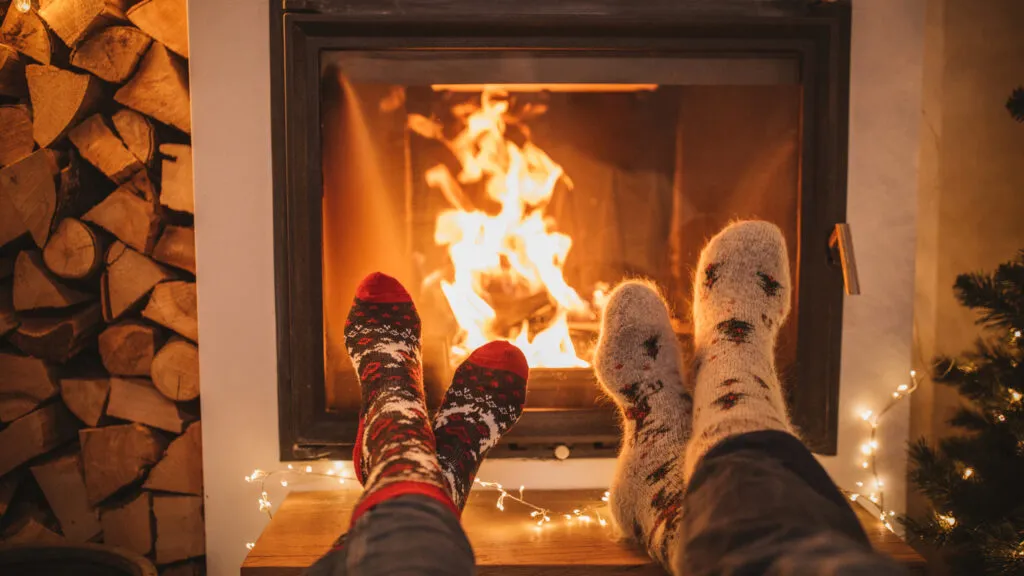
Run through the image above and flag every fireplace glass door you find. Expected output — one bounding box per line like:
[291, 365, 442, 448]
[319, 50, 805, 454]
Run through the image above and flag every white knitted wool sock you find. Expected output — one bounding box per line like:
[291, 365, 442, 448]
[683, 220, 794, 480]
[594, 281, 692, 570]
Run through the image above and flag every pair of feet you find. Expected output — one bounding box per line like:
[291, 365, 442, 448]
[345, 273, 530, 521]
[593, 221, 795, 568]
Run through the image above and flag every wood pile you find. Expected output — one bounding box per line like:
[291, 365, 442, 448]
[0, 0, 202, 573]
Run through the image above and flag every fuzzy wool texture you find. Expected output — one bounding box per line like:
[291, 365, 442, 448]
[594, 280, 692, 570]
[344, 274, 449, 514]
[684, 220, 795, 480]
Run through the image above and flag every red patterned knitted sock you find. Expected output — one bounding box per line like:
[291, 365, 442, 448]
[344, 272, 456, 524]
[433, 341, 529, 510]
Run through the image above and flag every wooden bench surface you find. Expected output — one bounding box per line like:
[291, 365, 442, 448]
[242, 489, 925, 575]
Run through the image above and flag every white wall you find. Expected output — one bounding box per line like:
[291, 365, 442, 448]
[189, 1, 925, 574]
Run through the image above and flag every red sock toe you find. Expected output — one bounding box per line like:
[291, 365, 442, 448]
[355, 272, 412, 303]
[466, 341, 530, 380]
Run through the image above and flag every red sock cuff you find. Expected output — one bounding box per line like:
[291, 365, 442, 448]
[355, 272, 412, 303]
[466, 341, 529, 380]
[350, 481, 460, 526]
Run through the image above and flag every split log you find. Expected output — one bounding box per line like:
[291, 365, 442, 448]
[38, 0, 128, 48]
[9, 303, 103, 363]
[159, 143, 192, 213]
[99, 320, 160, 376]
[60, 378, 110, 427]
[0, 6, 52, 65]
[82, 185, 160, 253]
[69, 25, 151, 83]
[0, 283, 17, 338]
[69, 114, 143, 185]
[113, 108, 156, 165]
[26, 64, 102, 147]
[153, 494, 204, 564]
[127, 0, 188, 59]
[30, 452, 101, 542]
[102, 241, 175, 321]
[0, 44, 26, 98]
[13, 250, 92, 311]
[115, 43, 190, 133]
[0, 353, 57, 423]
[144, 421, 201, 495]
[0, 473, 20, 521]
[100, 491, 151, 555]
[42, 218, 106, 280]
[122, 167, 157, 202]
[150, 337, 199, 402]
[143, 281, 197, 342]
[152, 225, 194, 274]
[79, 423, 165, 505]
[0, 148, 60, 248]
[0, 403, 80, 477]
[2, 516, 66, 545]
[0, 104, 34, 168]
[106, 377, 190, 433]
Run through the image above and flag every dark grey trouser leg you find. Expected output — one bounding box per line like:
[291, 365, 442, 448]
[305, 494, 475, 576]
[673, 431, 908, 576]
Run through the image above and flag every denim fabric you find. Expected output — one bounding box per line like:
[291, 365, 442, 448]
[304, 495, 474, 576]
[673, 430, 907, 576]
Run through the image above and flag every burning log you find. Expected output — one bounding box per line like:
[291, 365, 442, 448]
[69, 25, 151, 83]
[487, 290, 554, 338]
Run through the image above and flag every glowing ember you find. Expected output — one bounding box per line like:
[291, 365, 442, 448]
[425, 87, 592, 368]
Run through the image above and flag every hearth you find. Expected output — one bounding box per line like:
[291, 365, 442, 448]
[272, 0, 852, 460]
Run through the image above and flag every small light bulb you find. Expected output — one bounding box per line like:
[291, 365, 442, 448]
[861, 410, 874, 421]
[870, 440, 879, 449]
[1012, 391, 1022, 402]
[305, 465, 312, 473]
[963, 468, 974, 479]
[1014, 330, 1022, 339]
[244, 475, 251, 482]
[246, 542, 256, 551]
[599, 518, 608, 527]
[287, 464, 293, 470]
[997, 413, 1007, 422]
[855, 481, 864, 487]
[850, 494, 859, 501]
[892, 392, 901, 399]
[860, 444, 873, 455]
[889, 511, 896, 516]
[897, 384, 909, 392]
[338, 478, 345, 484]
[280, 480, 288, 487]
[861, 461, 870, 469]
[877, 479, 884, 487]
[326, 469, 335, 476]
[910, 369, 917, 377]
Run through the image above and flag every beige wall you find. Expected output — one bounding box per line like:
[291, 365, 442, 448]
[911, 0, 1024, 519]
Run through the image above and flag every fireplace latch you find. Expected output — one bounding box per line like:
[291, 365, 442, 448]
[829, 223, 860, 295]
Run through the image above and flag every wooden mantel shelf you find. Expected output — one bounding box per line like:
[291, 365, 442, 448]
[242, 490, 925, 575]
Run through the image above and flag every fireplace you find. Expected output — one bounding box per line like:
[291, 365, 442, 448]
[272, 0, 852, 460]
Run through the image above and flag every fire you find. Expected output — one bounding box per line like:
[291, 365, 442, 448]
[425, 87, 591, 368]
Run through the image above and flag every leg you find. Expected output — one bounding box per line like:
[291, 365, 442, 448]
[594, 281, 692, 570]
[675, 221, 904, 575]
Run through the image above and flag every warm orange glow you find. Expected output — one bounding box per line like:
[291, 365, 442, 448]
[426, 87, 591, 368]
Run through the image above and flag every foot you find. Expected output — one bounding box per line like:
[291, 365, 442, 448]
[344, 273, 455, 522]
[685, 221, 793, 479]
[594, 280, 691, 569]
[433, 341, 529, 510]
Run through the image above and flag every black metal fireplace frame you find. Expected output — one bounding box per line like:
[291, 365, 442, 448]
[271, 0, 851, 461]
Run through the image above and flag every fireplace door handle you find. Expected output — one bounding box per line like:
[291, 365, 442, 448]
[829, 223, 861, 295]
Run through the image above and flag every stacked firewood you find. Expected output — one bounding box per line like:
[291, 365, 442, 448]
[0, 0, 202, 573]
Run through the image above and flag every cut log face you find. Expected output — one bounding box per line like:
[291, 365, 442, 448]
[100, 491, 152, 555]
[10, 302, 103, 363]
[0, 6, 52, 65]
[153, 494, 204, 564]
[159, 143, 193, 214]
[106, 377, 189, 433]
[127, 0, 188, 59]
[143, 281, 197, 342]
[144, 421, 201, 495]
[79, 423, 166, 505]
[13, 250, 92, 311]
[150, 337, 199, 402]
[69, 25, 151, 83]
[0, 353, 58, 423]
[99, 320, 159, 376]
[26, 65, 102, 147]
[60, 377, 110, 427]
[0, 148, 60, 248]
[69, 114, 144, 185]
[0, 403, 80, 477]
[0, 45, 27, 99]
[43, 218, 105, 280]
[30, 452, 102, 542]
[102, 241, 175, 321]
[115, 43, 190, 133]
[38, 0, 129, 48]
[113, 108, 156, 165]
[152, 226, 195, 274]
[0, 105, 35, 169]
[82, 187, 160, 254]
[0, 283, 17, 338]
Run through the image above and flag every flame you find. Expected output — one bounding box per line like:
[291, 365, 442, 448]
[428, 87, 590, 368]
